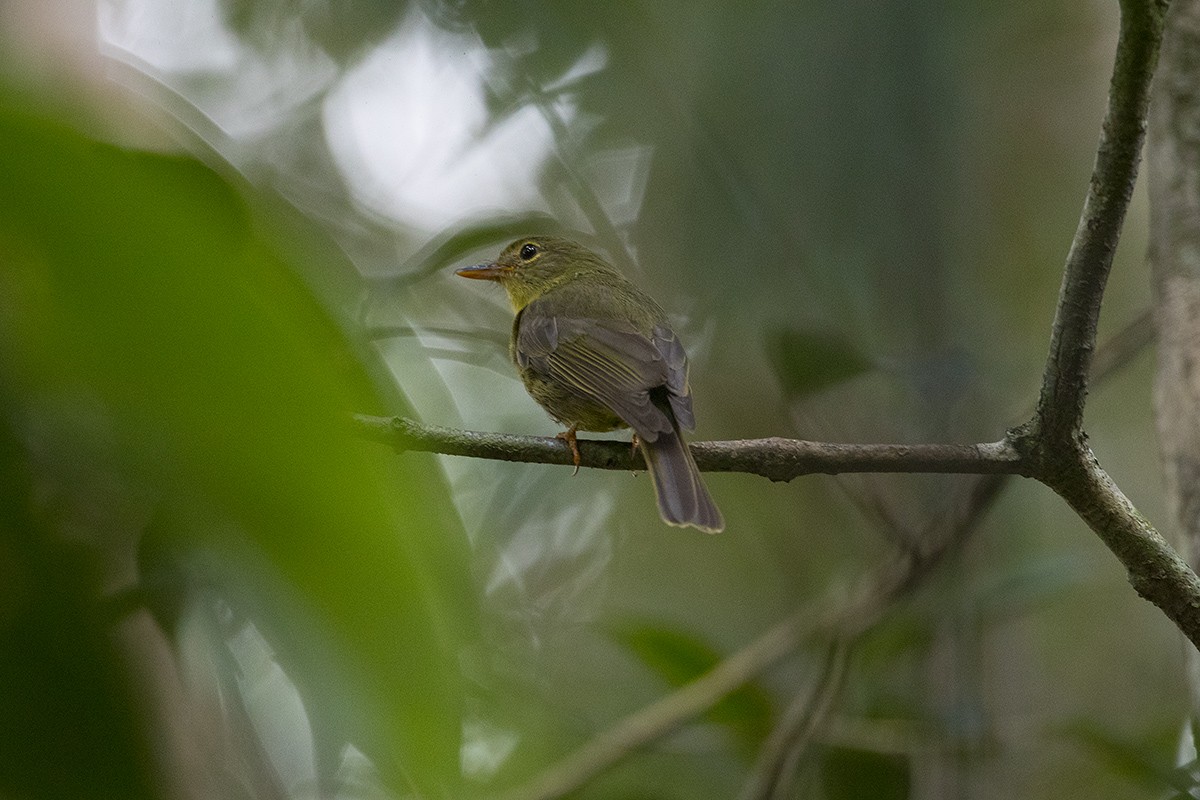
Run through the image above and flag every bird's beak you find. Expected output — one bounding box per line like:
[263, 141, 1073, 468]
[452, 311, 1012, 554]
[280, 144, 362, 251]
[455, 262, 511, 281]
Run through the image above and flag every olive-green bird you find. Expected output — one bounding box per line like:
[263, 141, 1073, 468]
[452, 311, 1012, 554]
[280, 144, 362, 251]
[456, 236, 724, 533]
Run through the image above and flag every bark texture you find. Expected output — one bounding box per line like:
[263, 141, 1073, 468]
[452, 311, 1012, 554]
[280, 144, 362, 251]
[1149, 0, 1200, 714]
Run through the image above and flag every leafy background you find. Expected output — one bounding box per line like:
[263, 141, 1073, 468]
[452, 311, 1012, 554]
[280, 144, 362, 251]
[0, 1, 1183, 798]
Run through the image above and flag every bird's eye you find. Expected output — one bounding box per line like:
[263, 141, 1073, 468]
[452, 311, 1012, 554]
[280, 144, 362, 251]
[519, 243, 539, 261]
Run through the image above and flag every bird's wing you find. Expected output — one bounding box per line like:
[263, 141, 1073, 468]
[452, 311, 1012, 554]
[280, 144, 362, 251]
[649, 324, 695, 431]
[516, 306, 693, 439]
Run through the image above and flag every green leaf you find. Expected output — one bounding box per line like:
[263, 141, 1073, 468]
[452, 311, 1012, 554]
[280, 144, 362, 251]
[1061, 722, 1179, 793]
[611, 621, 773, 751]
[765, 328, 874, 398]
[0, 103, 475, 794]
[821, 746, 910, 800]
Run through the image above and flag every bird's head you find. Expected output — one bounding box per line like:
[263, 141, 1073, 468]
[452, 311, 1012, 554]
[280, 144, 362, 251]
[456, 236, 615, 311]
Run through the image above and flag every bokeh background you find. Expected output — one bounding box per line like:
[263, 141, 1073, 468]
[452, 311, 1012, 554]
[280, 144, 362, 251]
[0, 1, 1183, 798]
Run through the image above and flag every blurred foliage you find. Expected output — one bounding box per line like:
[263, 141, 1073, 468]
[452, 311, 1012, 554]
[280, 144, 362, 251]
[611, 619, 774, 755]
[0, 422, 149, 798]
[0, 94, 474, 796]
[1062, 722, 1184, 796]
[766, 328, 875, 400]
[821, 746, 911, 800]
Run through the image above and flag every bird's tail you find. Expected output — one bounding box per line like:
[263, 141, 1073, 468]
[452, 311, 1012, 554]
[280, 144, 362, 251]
[641, 425, 724, 533]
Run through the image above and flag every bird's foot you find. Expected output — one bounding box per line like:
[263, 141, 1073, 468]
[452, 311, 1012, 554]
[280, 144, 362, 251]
[557, 425, 581, 476]
[630, 433, 641, 466]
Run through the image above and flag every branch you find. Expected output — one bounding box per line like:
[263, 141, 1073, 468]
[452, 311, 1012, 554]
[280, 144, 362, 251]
[355, 415, 1026, 482]
[1001, 0, 1200, 650]
[1033, 0, 1168, 444]
[737, 639, 853, 800]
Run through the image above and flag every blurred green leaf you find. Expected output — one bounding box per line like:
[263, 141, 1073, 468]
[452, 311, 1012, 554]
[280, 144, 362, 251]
[765, 328, 874, 399]
[611, 620, 773, 751]
[1061, 722, 1179, 794]
[0, 426, 152, 799]
[854, 610, 936, 668]
[0, 102, 474, 794]
[821, 746, 910, 800]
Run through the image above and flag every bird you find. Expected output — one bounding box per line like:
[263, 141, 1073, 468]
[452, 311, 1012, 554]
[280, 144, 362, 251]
[456, 236, 724, 533]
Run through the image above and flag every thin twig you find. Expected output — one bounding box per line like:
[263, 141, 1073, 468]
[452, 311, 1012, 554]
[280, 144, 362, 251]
[769, 640, 854, 800]
[355, 415, 1027, 482]
[739, 638, 853, 800]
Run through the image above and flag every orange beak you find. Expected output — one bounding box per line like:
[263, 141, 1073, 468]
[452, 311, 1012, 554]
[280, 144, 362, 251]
[455, 263, 512, 281]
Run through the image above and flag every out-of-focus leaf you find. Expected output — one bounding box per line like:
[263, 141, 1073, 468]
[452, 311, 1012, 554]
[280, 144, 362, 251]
[611, 620, 773, 751]
[1061, 722, 1179, 794]
[0, 103, 474, 794]
[821, 746, 910, 800]
[854, 610, 935, 667]
[0, 426, 152, 799]
[765, 328, 874, 399]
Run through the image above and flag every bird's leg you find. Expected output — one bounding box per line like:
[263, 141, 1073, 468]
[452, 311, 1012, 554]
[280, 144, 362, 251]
[628, 434, 649, 475]
[556, 424, 581, 476]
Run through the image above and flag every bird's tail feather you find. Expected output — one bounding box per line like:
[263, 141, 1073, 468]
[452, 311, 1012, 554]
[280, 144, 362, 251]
[641, 426, 724, 533]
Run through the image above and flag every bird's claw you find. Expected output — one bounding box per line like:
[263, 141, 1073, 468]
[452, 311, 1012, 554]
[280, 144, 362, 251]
[557, 425, 581, 476]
